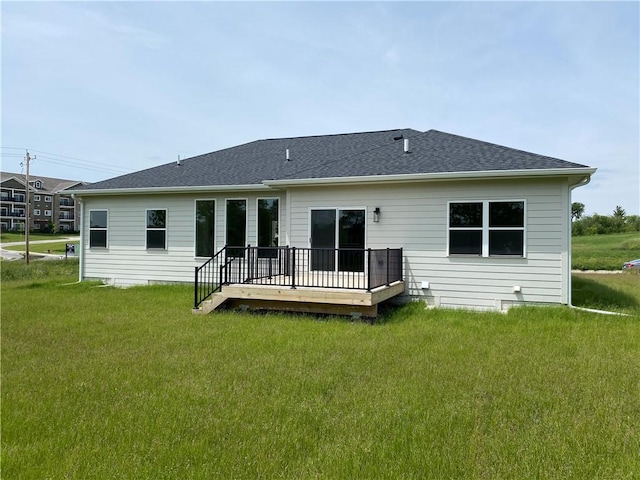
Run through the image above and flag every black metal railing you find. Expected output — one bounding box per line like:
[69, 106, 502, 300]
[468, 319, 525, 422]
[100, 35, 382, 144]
[194, 246, 403, 309]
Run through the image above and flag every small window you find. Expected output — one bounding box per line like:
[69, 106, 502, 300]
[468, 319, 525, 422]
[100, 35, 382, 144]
[44, 210, 52, 217]
[488, 202, 524, 256]
[35, 181, 42, 189]
[89, 210, 108, 248]
[449, 202, 483, 255]
[34, 209, 41, 216]
[45, 196, 52, 202]
[146, 209, 167, 249]
[448, 200, 525, 257]
[34, 195, 41, 202]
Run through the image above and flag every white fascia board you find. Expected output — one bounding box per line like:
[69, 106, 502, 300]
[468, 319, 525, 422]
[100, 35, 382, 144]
[71, 184, 272, 197]
[263, 167, 597, 187]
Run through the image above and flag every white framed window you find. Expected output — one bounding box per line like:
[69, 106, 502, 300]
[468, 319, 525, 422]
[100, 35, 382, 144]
[34, 195, 41, 202]
[448, 200, 526, 257]
[34, 209, 41, 216]
[225, 199, 247, 257]
[35, 180, 42, 189]
[89, 210, 108, 248]
[45, 196, 52, 202]
[195, 200, 215, 258]
[257, 198, 279, 258]
[146, 209, 167, 249]
[44, 210, 52, 217]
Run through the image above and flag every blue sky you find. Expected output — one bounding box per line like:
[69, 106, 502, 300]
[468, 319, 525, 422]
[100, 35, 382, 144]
[2, 1, 638, 215]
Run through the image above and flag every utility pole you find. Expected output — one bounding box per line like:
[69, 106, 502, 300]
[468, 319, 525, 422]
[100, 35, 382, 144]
[23, 150, 35, 264]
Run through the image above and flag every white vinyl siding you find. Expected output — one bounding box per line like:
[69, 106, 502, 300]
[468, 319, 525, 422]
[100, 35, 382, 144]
[81, 192, 284, 286]
[286, 178, 569, 310]
[78, 178, 571, 311]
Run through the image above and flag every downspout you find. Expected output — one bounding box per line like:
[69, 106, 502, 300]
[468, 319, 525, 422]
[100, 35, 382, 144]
[76, 195, 84, 283]
[566, 177, 628, 316]
[567, 176, 590, 307]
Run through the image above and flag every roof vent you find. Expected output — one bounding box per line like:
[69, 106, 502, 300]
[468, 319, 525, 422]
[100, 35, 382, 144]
[176, 155, 181, 166]
[286, 148, 290, 161]
[403, 138, 410, 154]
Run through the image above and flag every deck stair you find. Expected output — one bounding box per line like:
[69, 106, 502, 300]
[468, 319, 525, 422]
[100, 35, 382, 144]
[194, 292, 229, 314]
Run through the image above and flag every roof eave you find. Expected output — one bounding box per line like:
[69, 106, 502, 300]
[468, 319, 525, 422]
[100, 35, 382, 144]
[71, 183, 272, 196]
[263, 167, 598, 187]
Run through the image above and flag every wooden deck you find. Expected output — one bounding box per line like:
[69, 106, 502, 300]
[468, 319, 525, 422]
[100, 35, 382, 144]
[196, 279, 406, 318]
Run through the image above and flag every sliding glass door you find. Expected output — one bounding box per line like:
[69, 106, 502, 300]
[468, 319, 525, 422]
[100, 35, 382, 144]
[311, 209, 336, 271]
[310, 208, 365, 272]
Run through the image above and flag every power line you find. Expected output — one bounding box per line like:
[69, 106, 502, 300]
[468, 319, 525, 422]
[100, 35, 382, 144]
[37, 155, 129, 175]
[1, 146, 133, 175]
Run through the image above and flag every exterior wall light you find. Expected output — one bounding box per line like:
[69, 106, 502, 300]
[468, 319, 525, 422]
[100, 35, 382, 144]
[373, 207, 381, 223]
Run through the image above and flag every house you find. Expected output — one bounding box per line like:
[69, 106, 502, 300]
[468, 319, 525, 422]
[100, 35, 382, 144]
[1, 172, 87, 233]
[70, 129, 595, 314]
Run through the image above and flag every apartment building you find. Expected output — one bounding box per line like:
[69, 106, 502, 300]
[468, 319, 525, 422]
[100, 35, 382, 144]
[1, 172, 87, 232]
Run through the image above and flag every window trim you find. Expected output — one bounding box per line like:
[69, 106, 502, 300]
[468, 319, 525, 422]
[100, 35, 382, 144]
[89, 209, 108, 249]
[447, 200, 526, 258]
[44, 196, 52, 202]
[146, 208, 167, 250]
[33, 195, 41, 202]
[194, 199, 216, 258]
[44, 210, 52, 217]
[34, 209, 41, 216]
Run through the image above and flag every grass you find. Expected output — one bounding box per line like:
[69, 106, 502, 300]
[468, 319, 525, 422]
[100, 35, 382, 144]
[572, 271, 640, 315]
[572, 232, 640, 270]
[2, 261, 639, 479]
[2, 240, 77, 255]
[0, 232, 79, 243]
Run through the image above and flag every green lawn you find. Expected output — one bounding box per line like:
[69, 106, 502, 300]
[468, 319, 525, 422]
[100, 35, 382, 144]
[2, 261, 639, 479]
[572, 232, 640, 270]
[2, 240, 77, 255]
[0, 232, 78, 243]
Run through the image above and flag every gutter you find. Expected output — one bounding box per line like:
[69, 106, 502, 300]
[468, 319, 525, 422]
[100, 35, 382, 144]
[264, 167, 598, 187]
[70, 183, 272, 197]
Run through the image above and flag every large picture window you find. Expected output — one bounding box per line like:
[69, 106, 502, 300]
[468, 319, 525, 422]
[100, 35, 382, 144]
[89, 210, 108, 248]
[226, 199, 246, 257]
[195, 200, 215, 257]
[448, 201, 525, 257]
[257, 198, 279, 258]
[146, 209, 167, 250]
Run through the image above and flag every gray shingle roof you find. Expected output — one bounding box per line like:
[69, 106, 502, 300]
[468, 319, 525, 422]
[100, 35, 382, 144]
[73, 129, 590, 191]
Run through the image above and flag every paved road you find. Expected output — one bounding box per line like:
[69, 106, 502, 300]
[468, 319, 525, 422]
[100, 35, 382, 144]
[0, 237, 80, 261]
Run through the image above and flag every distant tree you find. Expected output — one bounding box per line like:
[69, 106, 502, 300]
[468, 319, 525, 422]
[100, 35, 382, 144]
[571, 202, 585, 221]
[613, 205, 626, 218]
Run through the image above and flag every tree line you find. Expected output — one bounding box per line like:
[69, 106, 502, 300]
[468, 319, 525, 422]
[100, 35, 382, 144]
[572, 203, 640, 236]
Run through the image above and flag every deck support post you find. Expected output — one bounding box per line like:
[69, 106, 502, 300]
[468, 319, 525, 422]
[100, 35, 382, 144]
[291, 247, 296, 289]
[385, 248, 390, 286]
[194, 266, 199, 309]
[366, 248, 372, 292]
